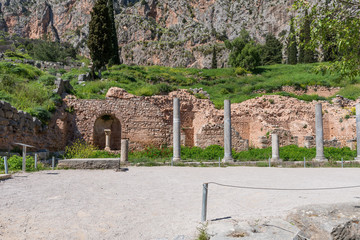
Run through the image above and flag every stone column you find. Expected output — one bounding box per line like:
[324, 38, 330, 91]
[104, 129, 111, 151]
[223, 99, 233, 163]
[271, 134, 282, 162]
[121, 139, 129, 162]
[173, 98, 181, 162]
[314, 103, 328, 162]
[355, 103, 360, 161]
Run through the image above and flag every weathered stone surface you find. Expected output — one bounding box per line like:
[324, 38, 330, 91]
[331, 220, 360, 240]
[58, 158, 120, 169]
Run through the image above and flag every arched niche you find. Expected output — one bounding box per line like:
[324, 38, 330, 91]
[93, 114, 121, 150]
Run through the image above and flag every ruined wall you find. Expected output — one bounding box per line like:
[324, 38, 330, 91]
[0, 87, 358, 152]
[0, 101, 70, 151]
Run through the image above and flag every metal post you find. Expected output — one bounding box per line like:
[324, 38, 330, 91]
[341, 157, 344, 168]
[4, 156, 8, 174]
[268, 157, 271, 168]
[304, 157, 306, 168]
[201, 183, 208, 222]
[219, 157, 220, 167]
[22, 146, 27, 172]
[52, 157, 55, 170]
[34, 154, 38, 169]
[171, 157, 173, 167]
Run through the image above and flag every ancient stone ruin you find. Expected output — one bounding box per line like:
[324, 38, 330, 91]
[0, 87, 359, 154]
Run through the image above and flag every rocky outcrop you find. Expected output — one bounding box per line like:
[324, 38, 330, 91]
[0, 0, 299, 68]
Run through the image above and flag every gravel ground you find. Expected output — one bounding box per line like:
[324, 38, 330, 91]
[1, 167, 360, 240]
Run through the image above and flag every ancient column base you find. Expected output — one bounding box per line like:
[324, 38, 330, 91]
[105, 147, 111, 151]
[271, 157, 283, 163]
[313, 156, 328, 162]
[222, 157, 234, 163]
[172, 157, 181, 162]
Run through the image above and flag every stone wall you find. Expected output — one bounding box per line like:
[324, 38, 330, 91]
[1, 87, 359, 152]
[0, 101, 70, 151]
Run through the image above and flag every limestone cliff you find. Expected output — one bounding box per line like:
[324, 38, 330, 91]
[0, 0, 297, 68]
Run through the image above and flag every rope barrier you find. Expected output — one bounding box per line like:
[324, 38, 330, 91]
[206, 182, 360, 191]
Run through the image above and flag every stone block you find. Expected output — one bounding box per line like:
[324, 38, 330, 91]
[5, 110, 13, 119]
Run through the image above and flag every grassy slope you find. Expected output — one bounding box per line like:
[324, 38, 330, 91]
[70, 63, 360, 108]
[1, 61, 360, 122]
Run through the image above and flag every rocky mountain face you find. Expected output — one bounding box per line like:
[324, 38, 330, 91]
[0, 0, 297, 68]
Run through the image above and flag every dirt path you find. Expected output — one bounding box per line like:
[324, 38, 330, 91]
[1, 167, 360, 239]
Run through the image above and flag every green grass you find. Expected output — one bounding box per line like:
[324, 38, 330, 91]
[0, 62, 58, 123]
[70, 63, 360, 108]
[126, 145, 357, 163]
[0, 155, 46, 173]
[1, 60, 360, 124]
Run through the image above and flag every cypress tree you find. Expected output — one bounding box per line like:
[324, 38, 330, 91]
[88, 0, 113, 73]
[287, 19, 297, 65]
[211, 45, 217, 69]
[108, 0, 120, 65]
[303, 11, 315, 63]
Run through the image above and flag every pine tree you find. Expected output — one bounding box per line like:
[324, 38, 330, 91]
[287, 19, 297, 65]
[211, 45, 217, 69]
[88, 0, 113, 72]
[108, 0, 120, 65]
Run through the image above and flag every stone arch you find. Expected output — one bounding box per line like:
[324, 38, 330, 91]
[93, 114, 121, 150]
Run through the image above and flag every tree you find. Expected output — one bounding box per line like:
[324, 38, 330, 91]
[261, 34, 283, 65]
[287, 19, 297, 65]
[88, 0, 113, 72]
[108, 0, 120, 65]
[298, 10, 315, 63]
[211, 45, 217, 69]
[226, 29, 261, 70]
[293, 0, 360, 78]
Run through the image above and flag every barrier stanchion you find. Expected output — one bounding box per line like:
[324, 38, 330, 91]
[201, 183, 208, 222]
[304, 157, 306, 168]
[219, 157, 220, 167]
[268, 157, 271, 168]
[342, 158, 344, 168]
[52, 157, 55, 170]
[35, 154, 38, 169]
[4, 156, 8, 174]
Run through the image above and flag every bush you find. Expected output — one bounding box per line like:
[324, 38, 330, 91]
[235, 67, 250, 76]
[65, 139, 98, 159]
[38, 75, 56, 86]
[28, 106, 52, 124]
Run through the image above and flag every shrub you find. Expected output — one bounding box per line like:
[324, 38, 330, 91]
[157, 83, 173, 94]
[235, 67, 250, 76]
[28, 106, 52, 124]
[65, 139, 98, 159]
[38, 75, 56, 86]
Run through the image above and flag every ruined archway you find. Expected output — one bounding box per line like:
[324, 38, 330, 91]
[93, 114, 121, 150]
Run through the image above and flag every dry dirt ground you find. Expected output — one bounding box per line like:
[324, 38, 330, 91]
[1, 167, 360, 240]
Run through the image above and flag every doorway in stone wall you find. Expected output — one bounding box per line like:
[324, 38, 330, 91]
[93, 114, 121, 150]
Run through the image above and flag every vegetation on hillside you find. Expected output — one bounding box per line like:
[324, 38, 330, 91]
[0, 62, 60, 123]
[69, 63, 360, 108]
